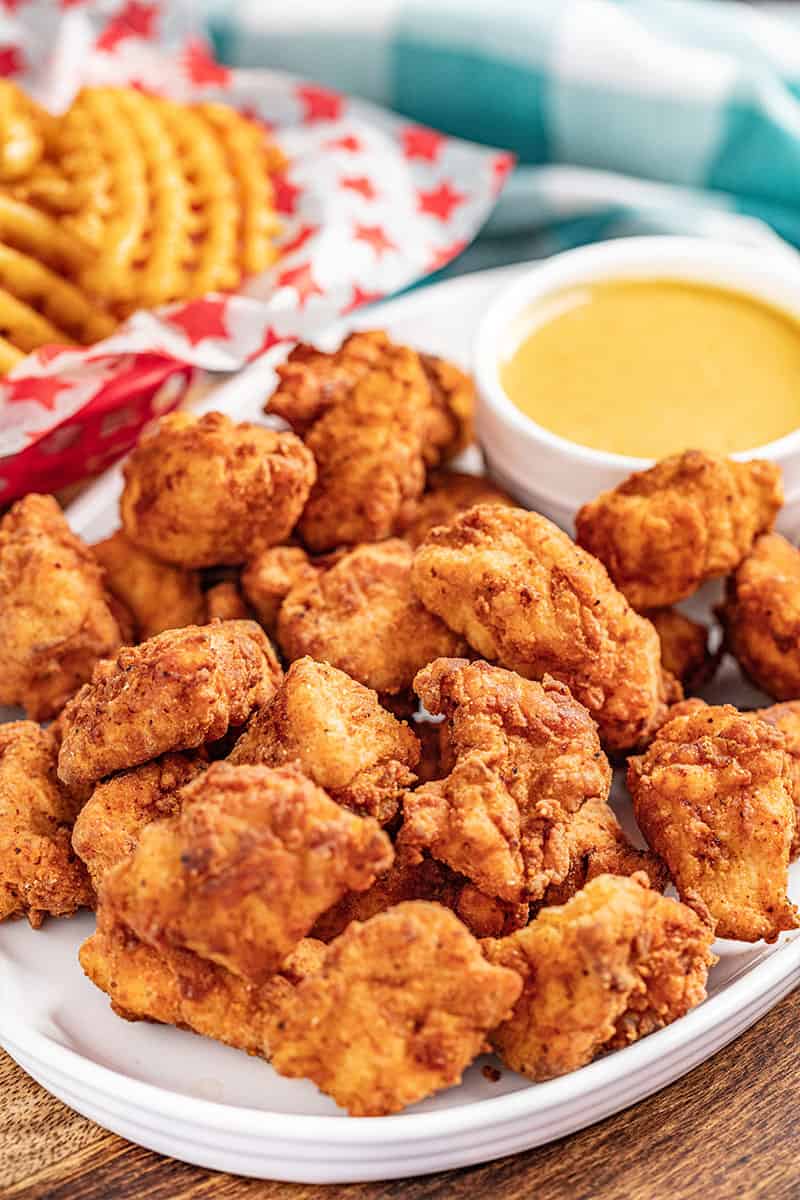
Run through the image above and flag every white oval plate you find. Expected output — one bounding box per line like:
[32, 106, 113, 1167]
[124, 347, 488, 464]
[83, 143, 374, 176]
[2, 263, 799, 1184]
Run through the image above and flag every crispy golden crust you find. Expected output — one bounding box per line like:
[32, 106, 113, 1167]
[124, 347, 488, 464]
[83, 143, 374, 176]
[80, 905, 324, 1056]
[399, 658, 612, 904]
[102, 762, 394, 984]
[72, 752, 206, 892]
[417, 355, 475, 466]
[0, 494, 124, 719]
[120, 411, 316, 567]
[229, 658, 419, 825]
[628, 704, 798, 942]
[277, 540, 466, 695]
[718, 532, 800, 701]
[57, 620, 282, 789]
[647, 607, 717, 694]
[575, 451, 782, 610]
[753, 700, 800, 858]
[203, 580, 251, 623]
[411, 505, 674, 752]
[399, 470, 515, 548]
[483, 874, 715, 1081]
[93, 530, 205, 640]
[267, 901, 521, 1116]
[241, 545, 318, 636]
[0, 721, 92, 926]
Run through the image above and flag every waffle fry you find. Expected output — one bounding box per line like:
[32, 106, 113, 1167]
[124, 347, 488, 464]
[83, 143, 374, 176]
[0, 82, 45, 183]
[0, 193, 91, 277]
[0, 286, 73, 353]
[0, 243, 116, 344]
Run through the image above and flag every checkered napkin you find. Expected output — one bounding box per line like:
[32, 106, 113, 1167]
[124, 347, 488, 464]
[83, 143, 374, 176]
[206, 0, 800, 269]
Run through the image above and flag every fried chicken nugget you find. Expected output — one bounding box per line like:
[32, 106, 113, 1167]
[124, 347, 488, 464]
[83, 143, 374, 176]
[648, 607, 718, 694]
[483, 873, 715, 1081]
[0, 722, 92, 926]
[80, 904, 324, 1056]
[399, 470, 515, 548]
[718, 532, 800, 701]
[411, 506, 673, 753]
[203, 580, 251, 623]
[267, 331, 473, 551]
[575, 450, 783, 610]
[120, 411, 316, 567]
[57, 620, 281, 789]
[628, 704, 798, 942]
[72, 752, 206, 892]
[757, 700, 800, 856]
[229, 658, 419, 824]
[103, 763, 393, 983]
[93, 530, 205, 640]
[268, 901, 521, 1116]
[0, 494, 124, 719]
[241, 545, 319, 636]
[277, 540, 467, 697]
[399, 658, 612, 904]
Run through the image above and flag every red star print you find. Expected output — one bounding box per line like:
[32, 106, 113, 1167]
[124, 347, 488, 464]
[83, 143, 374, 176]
[417, 181, 466, 223]
[239, 105, 275, 134]
[4, 374, 70, 412]
[272, 171, 303, 216]
[492, 152, 515, 194]
[279, 224, 318, 258]
[247, 327, 294, 362]
[401, 126, 446, 163]
[296, 83, 343, 124]
[341, 176, 377, 201]
[277, 262, 323, 308]
[60, 0, 85, 7]
[325, 134, 361, 153]
[96, 1, 158, 51]
[168, 297, 229, 345]
[0, 46, 23, 76]
[33, 344, 72, 366]
[129, 78, 158, 95]
[354, 223, 396, 259]
[428, 239, 467, 272]
[182, 37, 231, 87]
[342, 285, 383, 314]
[1, 0, 27, 13]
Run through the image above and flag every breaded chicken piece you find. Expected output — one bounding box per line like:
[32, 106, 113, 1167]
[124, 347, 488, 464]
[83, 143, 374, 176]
[718, 532, 800, 701]
[753, 700, 800, 858]
[0, 494, 124, 719]
[229, 658, 419, 824]
[575, 450, 782, 610]
[628, 704, 798, 942]
[57, 620, 282, 789]
[277, 540, 466, 697]
[483, 873, 715, 1081]
[80, 904, 325, 1056]
[120, 411, 316, 567]
[72, 752, 206, 892]
[533, 797, 668, 910]
[648, 608, 717, 694]
[267, 331, 473, 551]
[399, 470, 515, 548]
[267, 901, 521, 1116]
[241, 546, 319, 636]
[0, 722, 92, 926]
[93, 530, 205, 640]
[103, 763, 393, 983]
[399, 659, 612, 904]
[204, 580, 251, 622]
[411, 506, 675, 752]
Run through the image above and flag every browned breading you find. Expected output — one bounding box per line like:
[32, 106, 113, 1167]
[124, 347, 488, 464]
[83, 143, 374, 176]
[575, 450, 782, 610]
[277, 539, 466, 696]
[0, 494, 124, 719]
[229, 657, 419, 824]
[410, 505, 675, 752]
[57, 620, 282, 789]
[756, 699, 800, 856]
[241, 545, 319, 636]
[483, 873, 715, 1081]
[102, 762, 394, 983]
[647, 607, 718, 694]
[416, 354, 475, 466]
[93, 530, 205, 640]
[203, 580, 251, 622]
[120, 411, 316, 567]
[71, 752, 206, 892]
[399, 469, 515, 548]
[267, 901, 521, 1116]
[628, 703, 798, 942]
[0, 721, 92, 926]
[399, 658, 612, 904]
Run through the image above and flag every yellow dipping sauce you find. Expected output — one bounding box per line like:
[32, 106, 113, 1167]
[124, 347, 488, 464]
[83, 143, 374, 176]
[500, 278, 800, 458]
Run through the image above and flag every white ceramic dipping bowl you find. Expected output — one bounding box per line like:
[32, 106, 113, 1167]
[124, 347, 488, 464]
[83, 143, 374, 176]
[475, 236, 800, 539]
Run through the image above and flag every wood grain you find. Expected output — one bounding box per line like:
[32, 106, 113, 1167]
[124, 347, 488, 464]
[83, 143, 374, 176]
[3, 986, 800, 1200]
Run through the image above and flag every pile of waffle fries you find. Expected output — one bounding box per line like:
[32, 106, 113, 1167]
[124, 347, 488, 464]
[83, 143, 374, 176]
[0, 81, 284, 373]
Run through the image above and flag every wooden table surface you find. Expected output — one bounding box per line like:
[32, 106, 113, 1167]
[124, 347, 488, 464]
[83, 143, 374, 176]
[2, 985, 798, 1200]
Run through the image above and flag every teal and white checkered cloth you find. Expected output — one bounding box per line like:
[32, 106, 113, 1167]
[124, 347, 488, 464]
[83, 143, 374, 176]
[205, 0, 800, 273]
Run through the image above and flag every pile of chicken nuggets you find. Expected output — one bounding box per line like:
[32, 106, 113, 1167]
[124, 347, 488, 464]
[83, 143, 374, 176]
[3, 329, 799, 1117]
